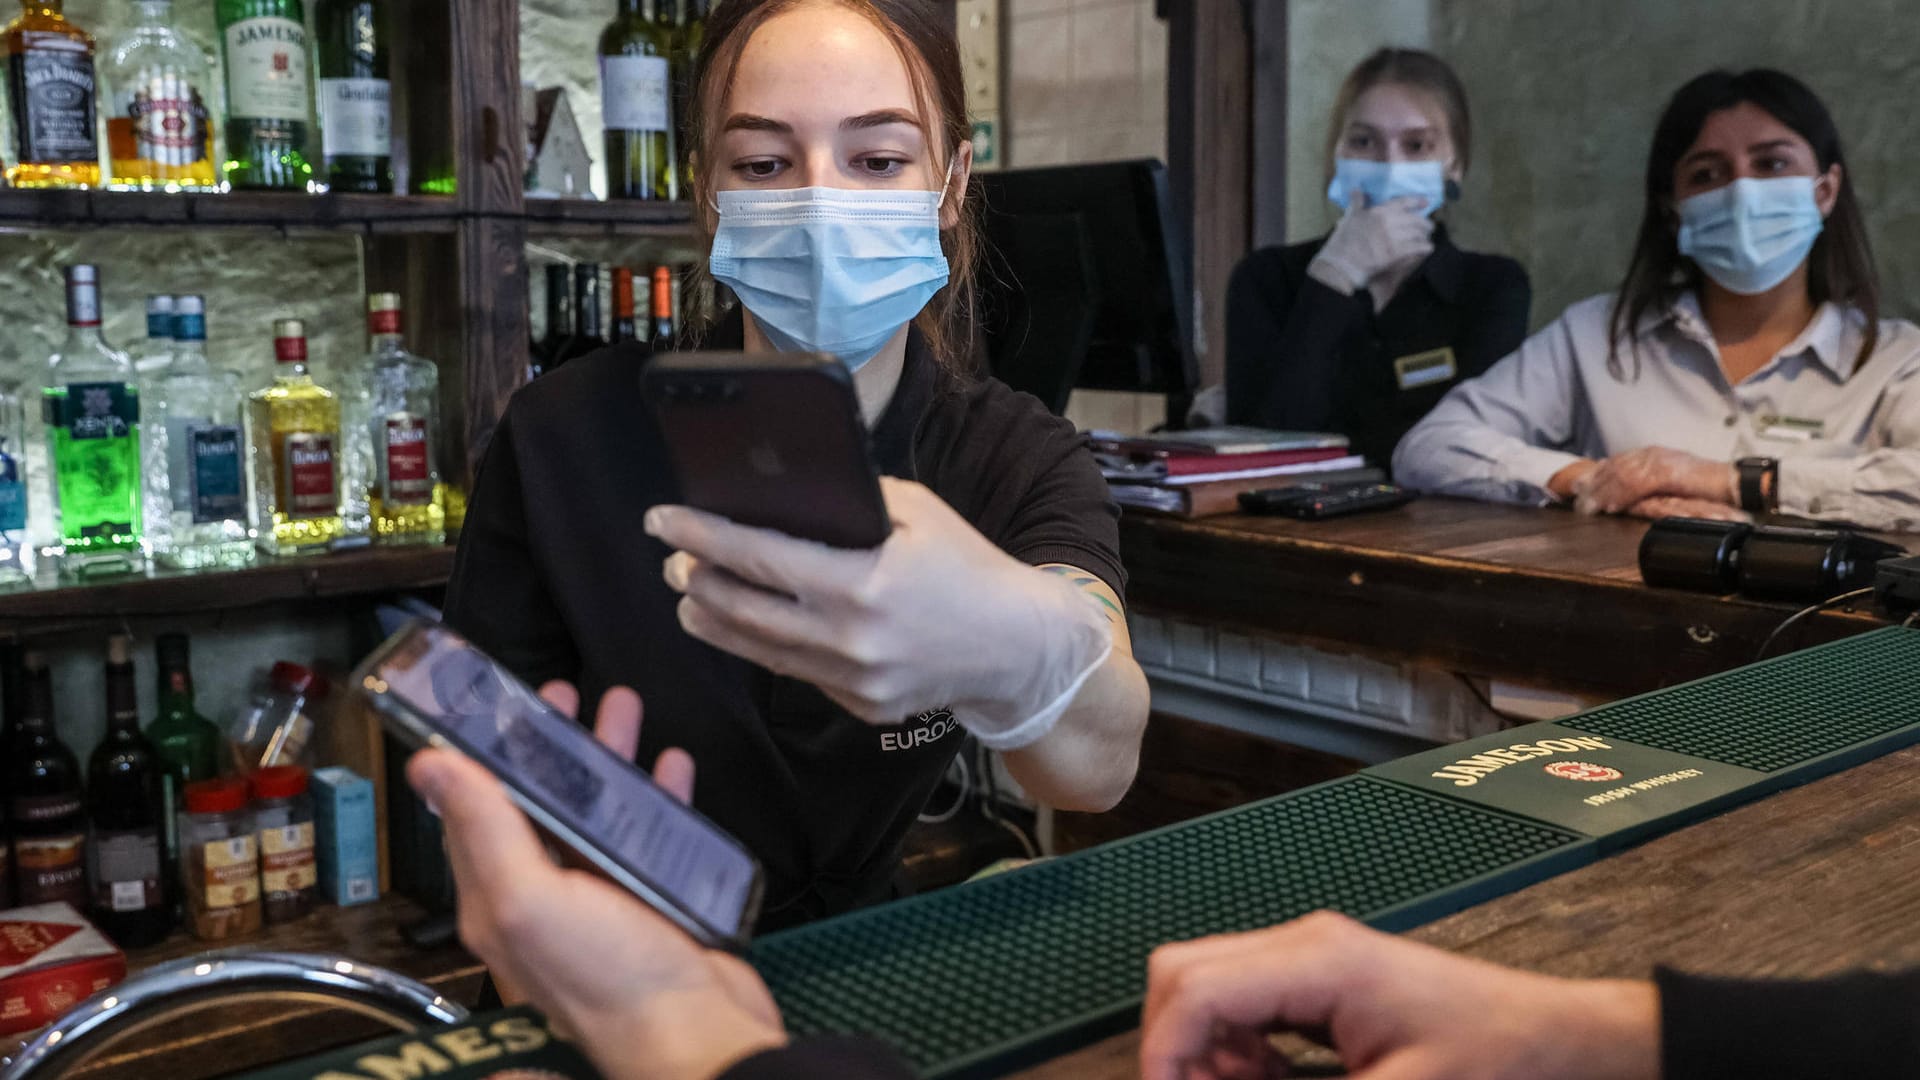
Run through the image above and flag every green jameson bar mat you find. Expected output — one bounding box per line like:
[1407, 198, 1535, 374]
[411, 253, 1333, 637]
[235, 1007, 600, 1080]
[751, 627, 1920, 1078]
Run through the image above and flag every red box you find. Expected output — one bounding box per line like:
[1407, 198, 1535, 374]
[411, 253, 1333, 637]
[0, 903, 128, 1037]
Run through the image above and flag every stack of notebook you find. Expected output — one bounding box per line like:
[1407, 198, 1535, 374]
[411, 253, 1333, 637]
[1090, 426, 1382, 517]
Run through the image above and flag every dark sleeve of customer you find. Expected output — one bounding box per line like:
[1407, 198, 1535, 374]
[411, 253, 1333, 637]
[442, 410, 581, 687]
[1224, 246, 1372, 430]
[718, 1038, 916, 1080]
[1659, 967, 1920, 1078]
[1449, 257, 1532, 381]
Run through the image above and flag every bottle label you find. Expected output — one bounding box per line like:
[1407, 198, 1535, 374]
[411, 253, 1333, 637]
[0, 448, 25, 532]
[318, 77, 390, 157]
[188, 424, 246, 523]
[601, 55, 670, 133]
[260, 822, 317, 895]
[12, 793, 84, 823]
[224, 17, 309, 123]
[91, 827, 163, 912]
[51, 382, 137, 440]
[15, 831, 86, 906]
[380, 415, 433, 505]
[202, 835, 260, 909]
[279, 432, 338, 519]
[127, 71, 212, 166]
[11, 34, 98, 163]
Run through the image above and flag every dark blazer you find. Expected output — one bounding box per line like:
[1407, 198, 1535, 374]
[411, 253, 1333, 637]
[1225, 226, 1531, 473]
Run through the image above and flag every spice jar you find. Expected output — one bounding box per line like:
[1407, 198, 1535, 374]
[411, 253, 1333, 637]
[250, 765, 318, 923]
[181, 779, 262, 940]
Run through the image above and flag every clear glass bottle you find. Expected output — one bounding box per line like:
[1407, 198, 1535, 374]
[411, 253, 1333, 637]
[4, 0, 101, 189]
[103, 0, 217, 192]
[0, 386, 33, 583]
[131, 295, 175, 375]
[41, 264, 143, 577]
[153, 296, 253, 569]
[247, 318, 344, 555]
[364, 293, 443, 545]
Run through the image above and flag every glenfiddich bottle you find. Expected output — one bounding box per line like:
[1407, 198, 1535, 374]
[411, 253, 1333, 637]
[217, 0, 313, 190]
[248, 319, 344, 554]
[313, 0, 391, 192]
[3, 0, 99, 188]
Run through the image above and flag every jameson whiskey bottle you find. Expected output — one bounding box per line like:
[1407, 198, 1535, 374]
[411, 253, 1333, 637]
[313, 0, 390, 192]
[153, 296, 253, 570]
[43, 265, 143, 577]
[599, 0, 675, 200]
[4, 0, 100, 188]
[11, 652, 87, 909]
[248, 318, 344, 555]
[88, 635, 172, 947]
[217, 0, 313, 190]
[102, 0, 216, 191]
[363, 294, 443, 545]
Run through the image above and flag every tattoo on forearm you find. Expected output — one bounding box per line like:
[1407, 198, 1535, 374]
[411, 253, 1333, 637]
[1041, 565, 1122, 623]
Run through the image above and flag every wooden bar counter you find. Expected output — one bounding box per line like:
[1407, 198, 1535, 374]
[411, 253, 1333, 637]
[1120, 498, 1893, 698]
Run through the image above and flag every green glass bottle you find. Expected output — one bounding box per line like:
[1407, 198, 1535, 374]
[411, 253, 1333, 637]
[313, 0, 390, 193]
[216, 0, 313, 190]
[147, 632, 222, 896]
[599, 0, 675, 200]
[42, 264, 143, 577]
[670, 0, 705, 192]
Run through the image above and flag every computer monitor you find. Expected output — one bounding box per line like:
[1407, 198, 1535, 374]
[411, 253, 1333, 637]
[975, 158, 1197, 420]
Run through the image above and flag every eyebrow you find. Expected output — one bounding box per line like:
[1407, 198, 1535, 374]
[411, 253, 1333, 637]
[1678, 139, 1801, 170]
[721, 109, 923, 135]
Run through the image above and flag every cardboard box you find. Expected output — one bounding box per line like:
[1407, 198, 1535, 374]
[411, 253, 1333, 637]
[0, 903, 127, 1036]
[311, 767, 380, 907]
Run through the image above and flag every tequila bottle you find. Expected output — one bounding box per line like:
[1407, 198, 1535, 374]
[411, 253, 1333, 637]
[363, 293, 444, 545]
[42, 265, 143, 576]
[153, 296, 253, 569]
[130, 295, 175, 374]
[247, 319, 344, 555]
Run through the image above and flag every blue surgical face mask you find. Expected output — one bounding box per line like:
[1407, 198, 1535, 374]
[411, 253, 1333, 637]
[708, 172, 953, 371]
[1326, 158, 1447, 217]
[1676, 176, 1825, 296]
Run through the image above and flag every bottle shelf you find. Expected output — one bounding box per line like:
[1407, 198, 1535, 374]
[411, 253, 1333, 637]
[0, 545, 454, 630]
[521, 197, 701, 237]
[0, 189, 463, 234]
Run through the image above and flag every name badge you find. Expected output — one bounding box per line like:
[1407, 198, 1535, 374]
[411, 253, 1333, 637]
[1393, 347, 1458, 390]
[1755, 414, 1825, 442]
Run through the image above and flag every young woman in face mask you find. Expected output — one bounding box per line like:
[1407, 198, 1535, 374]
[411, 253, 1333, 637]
[1224, 48, 1531, 471]
[444, 0, 1148, 934]
[1395, 69, 1920, 531]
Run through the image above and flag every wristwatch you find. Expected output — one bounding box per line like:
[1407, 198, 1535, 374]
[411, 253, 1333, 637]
[1737, 457, 1779, 514]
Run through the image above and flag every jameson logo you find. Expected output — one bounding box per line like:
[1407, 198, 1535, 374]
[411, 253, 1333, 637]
[230, 21, 305, 48]
[1428, 735, 1615, 787]
[60, 383, 134, 440]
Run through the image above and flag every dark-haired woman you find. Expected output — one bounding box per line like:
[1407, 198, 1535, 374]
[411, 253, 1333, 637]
[1396, 69, 1920, 531]
[1226, 48, 1530, 471]
[445, 0, 1148, 937]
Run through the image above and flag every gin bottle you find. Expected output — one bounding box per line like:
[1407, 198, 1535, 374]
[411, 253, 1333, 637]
[153, 296, 253, 569]
[247, 318, 344, 555]
[42, 265, 143, 576]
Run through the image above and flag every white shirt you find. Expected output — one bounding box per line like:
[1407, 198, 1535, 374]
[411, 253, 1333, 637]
[1393, 291, 1920, 531]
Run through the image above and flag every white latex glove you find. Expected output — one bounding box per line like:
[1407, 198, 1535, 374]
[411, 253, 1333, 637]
[1307, 193, 1436, 294]
[646, 477, 1114, 751]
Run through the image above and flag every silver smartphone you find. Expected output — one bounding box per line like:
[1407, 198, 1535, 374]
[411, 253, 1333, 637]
[352, 620, 764, 951]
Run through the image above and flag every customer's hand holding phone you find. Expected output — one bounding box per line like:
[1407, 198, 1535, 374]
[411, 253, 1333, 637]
[407, 684, 786, 1080]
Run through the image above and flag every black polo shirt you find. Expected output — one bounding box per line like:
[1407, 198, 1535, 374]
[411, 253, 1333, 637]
[1224, 226, 1531, 472]
[443, 317, 1124, 931]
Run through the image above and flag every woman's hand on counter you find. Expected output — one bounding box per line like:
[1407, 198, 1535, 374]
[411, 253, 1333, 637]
[407, 683, 786, 1080]
[1139, 911, 1659, 1080]
[1572, 447, 1739, 517]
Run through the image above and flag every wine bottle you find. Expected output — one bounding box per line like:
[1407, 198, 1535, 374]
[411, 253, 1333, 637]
[611, 267, 637, 345]
[670, 0, 705, 191]
[11, 652, 87, 909]
[217, 0, 314, 191]
[557, 264, 606, 367]
[314, 0, 391, 193]
[4, 0, 100, 189]
[536, 265, 573, 372]
[88, 634, 172, 947]
[599, 0, 675, 200]
[650, 265, 676, 352]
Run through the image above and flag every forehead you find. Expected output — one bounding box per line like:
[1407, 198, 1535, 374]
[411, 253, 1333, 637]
[1346, 82, 1446, 132]
[726, 3, 919, 116]
[1687, 102, 1808, 155]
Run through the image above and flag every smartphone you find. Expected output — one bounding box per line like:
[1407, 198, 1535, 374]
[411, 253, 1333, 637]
[353, 620, 765, 951]
[642, 351, 892, 549]
[1238, 482, 1417, 520]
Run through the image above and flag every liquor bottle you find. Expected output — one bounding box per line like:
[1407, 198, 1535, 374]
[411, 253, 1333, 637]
[88, 635, 172, 947]
[599, 0, 675, 200]
[364, 293, 444, 545]
[131, 295, 176, 375]
[0, 646, 14, 909]
[611, 267, 637, 345]
[3, 0, 100, 188]
[669, 0, 706, 191]
[217, 0, 313, 191]
[148, 632, 221, 896]
[535, 264, 574, 372]
[153, 296, 253, 570]
[247, 319, 344, 555]
[313, 0, 390, 193]
[557, 264, 606, 368]
[10, 652, 87, 909]
[103, 0, 217, 192]
[42, 265, 143, 577]
[650, 265, 676, 352]
[0, 387, 31, 583]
